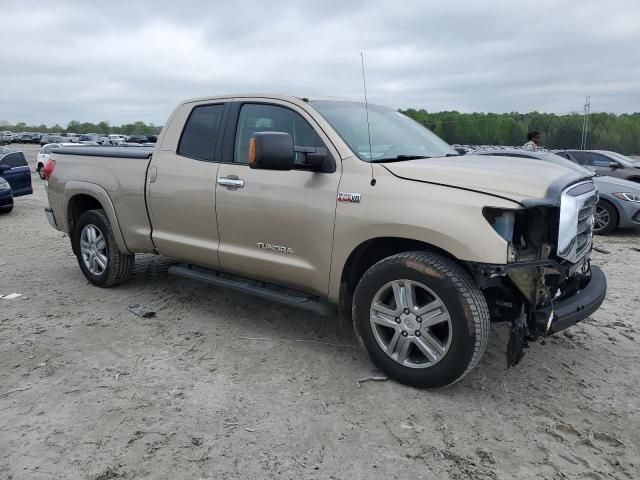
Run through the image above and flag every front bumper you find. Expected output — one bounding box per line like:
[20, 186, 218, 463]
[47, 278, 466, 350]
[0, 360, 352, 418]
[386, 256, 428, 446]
[541, 265, 607, 335]
[0, 191, 13, 209]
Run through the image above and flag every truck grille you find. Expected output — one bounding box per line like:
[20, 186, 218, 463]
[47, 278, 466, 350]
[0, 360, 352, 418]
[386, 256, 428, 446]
[557, 181, 597, 263]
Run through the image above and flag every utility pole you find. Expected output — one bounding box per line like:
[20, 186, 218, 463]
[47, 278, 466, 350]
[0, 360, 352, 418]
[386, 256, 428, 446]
[580, 96, 591, 150]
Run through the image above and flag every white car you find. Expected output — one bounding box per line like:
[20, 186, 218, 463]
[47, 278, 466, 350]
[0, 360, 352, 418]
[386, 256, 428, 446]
[106, 134, 126, 145]
[37, 143, 78, 179]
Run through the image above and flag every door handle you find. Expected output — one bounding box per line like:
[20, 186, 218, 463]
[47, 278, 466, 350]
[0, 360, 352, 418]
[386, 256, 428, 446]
[217, 177, 245, 189]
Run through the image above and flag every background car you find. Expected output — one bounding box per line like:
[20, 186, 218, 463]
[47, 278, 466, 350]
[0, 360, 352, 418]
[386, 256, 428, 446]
[105, 134, 125, 145]
[557, 150, 640, 183]
[40, 134, 66, 146]
[0, 176, 13, 214]
[126, 135, 152, 144]
[474, 149, 640, 234]
[77, 134, 101, 144]
[37, 143, 78, 179]
[0, 150, 32, 198]
[0, 131, 12, 145]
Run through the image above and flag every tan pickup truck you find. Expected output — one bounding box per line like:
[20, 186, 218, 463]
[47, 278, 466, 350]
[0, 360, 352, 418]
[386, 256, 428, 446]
[45, 94, 607, 388]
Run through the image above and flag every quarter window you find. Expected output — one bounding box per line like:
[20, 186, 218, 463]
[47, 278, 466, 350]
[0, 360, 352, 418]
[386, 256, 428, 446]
[233, 103, 325, 164]
[178, 104, 225, 161]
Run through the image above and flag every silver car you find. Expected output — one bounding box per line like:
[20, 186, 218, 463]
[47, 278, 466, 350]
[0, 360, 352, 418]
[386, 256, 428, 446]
[475, 149, 640, 235]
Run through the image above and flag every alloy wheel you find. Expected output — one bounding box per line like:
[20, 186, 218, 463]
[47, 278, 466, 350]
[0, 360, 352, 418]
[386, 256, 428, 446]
[369, 279, 453, 368]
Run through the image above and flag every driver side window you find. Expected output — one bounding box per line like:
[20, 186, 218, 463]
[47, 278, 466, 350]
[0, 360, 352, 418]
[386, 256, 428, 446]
[233, 104, 325, 164]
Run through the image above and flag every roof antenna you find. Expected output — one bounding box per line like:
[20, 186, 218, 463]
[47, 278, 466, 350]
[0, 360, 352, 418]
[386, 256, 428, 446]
[360, 52, 376, 186]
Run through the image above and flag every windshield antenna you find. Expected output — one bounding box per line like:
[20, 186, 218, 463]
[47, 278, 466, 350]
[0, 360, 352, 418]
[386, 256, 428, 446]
[360, 52, 375, 185]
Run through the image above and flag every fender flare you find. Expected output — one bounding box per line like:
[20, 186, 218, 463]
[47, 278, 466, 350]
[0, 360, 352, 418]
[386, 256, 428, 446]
[63, 180, 131, 254]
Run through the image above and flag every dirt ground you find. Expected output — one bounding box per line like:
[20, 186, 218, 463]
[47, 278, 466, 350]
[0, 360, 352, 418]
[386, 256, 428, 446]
[1, 144, 640, 479]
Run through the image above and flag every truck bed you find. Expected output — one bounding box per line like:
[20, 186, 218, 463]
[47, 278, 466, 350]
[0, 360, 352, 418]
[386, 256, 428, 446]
[48, 146, 156, 253]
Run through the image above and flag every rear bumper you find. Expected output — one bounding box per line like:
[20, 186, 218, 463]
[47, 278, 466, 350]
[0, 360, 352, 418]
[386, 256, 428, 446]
[45, 207, 58, 229]
[544, 265, 607, 335]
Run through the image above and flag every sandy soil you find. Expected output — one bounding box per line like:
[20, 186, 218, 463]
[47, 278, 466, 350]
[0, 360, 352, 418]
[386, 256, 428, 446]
[1, 144, 639, 479]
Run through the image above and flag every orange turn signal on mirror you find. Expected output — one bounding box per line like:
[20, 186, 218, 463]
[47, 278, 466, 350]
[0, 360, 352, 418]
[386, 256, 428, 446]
[248, 138, 257, 165]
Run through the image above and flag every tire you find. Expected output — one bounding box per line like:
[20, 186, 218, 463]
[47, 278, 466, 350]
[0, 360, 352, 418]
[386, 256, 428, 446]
[0, 206, 12, 214]
[593, 200, 618, 235]
[73, 209, 134, 287]
[37, 163, 45, 180]
[353, 251, 490, 388]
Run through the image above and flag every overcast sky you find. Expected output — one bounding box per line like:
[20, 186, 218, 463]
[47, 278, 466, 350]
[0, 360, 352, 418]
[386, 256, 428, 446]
[1, 0, 639, 126]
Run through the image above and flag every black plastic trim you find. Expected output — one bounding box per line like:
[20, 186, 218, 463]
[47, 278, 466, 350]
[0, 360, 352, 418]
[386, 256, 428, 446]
[544, 265, 607, 335]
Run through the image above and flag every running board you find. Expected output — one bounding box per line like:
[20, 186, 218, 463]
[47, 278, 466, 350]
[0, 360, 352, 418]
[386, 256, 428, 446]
[168, 264, 334, 316]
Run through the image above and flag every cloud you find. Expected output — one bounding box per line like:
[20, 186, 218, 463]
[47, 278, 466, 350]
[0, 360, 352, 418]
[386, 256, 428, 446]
[1, 0, 638, 125]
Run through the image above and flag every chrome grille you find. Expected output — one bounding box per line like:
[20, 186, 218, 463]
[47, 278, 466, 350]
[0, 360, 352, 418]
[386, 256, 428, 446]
[558, 181, 597, 263]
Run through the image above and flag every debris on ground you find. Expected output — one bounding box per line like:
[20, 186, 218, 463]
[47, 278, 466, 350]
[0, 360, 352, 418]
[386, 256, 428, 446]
[127, 304, 156, 318]
[1, 293, 23, 300]
[592, 246, 611, 254]
[355, 376, 388, 388]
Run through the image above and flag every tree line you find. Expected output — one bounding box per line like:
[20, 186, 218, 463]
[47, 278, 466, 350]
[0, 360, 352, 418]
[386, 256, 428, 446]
[4, 111, 640, 153]
[400, 110, 640, 154]
[3, 120, 161, 136]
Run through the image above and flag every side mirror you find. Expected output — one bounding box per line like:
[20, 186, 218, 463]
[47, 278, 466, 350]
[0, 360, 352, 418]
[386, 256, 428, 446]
[0, 164, 10, 173]
[608, 161, 621, 169]
[249, 132, 295, 170]
[455, 147, 467, 155]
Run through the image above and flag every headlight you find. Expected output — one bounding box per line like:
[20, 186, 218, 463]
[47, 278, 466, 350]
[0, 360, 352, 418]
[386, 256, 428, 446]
[0, 181, 10, 191]
[612, 192, 640, 203]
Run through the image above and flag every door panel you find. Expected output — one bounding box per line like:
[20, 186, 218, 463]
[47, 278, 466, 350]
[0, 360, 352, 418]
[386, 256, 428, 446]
[215, 100, 341, 295]
[0, 152, 32, 197]
[147, 102, 227, 269]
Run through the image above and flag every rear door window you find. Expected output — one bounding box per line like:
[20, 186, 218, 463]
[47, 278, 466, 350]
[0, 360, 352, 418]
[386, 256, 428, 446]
[178, 104, 226, 161]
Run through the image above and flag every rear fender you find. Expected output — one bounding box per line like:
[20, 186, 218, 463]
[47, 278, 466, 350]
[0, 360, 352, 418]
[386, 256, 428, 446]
[63, 181, 130, 254]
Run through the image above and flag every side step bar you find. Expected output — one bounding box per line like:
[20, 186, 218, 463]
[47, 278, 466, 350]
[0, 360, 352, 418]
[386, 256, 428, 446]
[168, 264, 335, 316]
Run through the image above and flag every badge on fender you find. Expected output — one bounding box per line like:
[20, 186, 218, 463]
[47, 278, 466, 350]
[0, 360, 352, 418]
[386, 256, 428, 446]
[338, 192, 361, 203]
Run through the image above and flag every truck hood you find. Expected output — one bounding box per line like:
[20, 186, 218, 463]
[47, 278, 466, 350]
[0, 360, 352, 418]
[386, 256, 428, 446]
[383, 154, 591, 205]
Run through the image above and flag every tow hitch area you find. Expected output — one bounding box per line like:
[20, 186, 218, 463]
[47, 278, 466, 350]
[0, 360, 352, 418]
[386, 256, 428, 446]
[506, 265, 607, 368]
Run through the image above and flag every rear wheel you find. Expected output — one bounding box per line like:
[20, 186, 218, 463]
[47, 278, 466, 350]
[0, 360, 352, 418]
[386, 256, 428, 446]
[73, 209, 134, 287]
[353, 251, 490, 388]
[0, 206, 12, 214]
[593, 201, 618, 235]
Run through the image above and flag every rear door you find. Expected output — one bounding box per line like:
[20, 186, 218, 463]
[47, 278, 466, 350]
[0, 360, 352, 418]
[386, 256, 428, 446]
[147, 102, 228, 269]
[0, 152, 32, 197]
[214, 100, 341, 295]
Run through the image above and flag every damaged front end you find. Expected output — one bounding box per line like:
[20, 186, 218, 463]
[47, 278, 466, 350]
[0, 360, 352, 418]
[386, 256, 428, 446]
[470, 181, 607, 367]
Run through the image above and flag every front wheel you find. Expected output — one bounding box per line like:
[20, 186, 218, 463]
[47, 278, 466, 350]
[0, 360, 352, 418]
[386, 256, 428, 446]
[353, 251, 490, 388]
[73, 209, 134, 287]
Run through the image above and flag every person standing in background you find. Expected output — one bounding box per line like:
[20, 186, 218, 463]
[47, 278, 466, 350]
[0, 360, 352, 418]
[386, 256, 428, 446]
[524, 131, 542, 151]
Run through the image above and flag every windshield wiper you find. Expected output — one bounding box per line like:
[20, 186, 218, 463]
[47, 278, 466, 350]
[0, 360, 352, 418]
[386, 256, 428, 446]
[369, 155, 431, 163]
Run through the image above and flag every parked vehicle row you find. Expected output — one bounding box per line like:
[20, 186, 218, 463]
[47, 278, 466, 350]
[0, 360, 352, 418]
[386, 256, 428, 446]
[2, 131, 157, 145]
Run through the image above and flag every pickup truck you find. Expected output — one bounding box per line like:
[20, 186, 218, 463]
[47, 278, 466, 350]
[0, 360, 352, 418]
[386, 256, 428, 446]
[45, 94, 607, 388]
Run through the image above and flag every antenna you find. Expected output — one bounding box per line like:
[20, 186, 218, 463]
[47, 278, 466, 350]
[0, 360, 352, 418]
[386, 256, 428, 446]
[360, 52, 375, 184]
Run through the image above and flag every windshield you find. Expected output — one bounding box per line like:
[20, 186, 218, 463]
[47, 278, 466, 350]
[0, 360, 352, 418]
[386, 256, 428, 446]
[604, 151, 638, 166]
[310, 100, 456, 161]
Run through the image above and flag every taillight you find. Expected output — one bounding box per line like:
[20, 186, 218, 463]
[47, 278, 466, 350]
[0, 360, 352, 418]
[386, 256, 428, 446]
[43, 159, 56, 180]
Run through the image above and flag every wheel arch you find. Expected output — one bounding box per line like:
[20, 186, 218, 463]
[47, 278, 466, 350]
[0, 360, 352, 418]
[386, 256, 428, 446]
[336, 237, 467, 317]
[64, 181, 130, 254]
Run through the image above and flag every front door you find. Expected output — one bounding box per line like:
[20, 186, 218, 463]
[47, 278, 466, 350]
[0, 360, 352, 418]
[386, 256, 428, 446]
[215, 100, 341, 295]
[147, 102, 227, 269]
